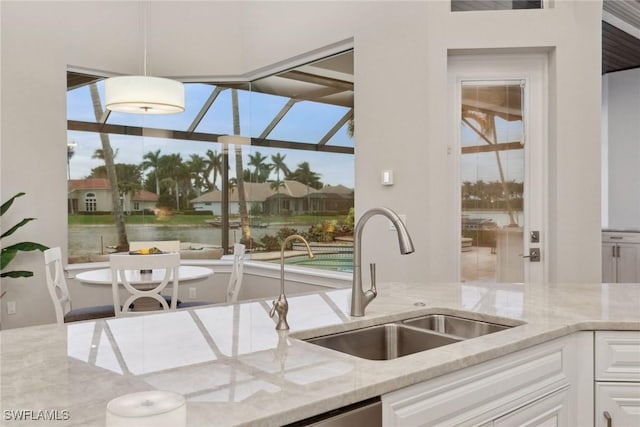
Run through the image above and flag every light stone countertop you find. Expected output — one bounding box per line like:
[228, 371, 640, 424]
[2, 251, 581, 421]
[1, 281, 639, 426]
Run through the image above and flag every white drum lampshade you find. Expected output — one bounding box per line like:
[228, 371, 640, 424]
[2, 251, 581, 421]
[105, 76, 185, 115]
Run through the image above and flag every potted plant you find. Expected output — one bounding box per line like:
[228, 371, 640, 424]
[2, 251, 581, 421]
[1, 192, 48, 282]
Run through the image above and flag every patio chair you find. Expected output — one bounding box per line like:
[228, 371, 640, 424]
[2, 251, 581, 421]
[180, 243, 245, 308]
[44, 247, 115, 324]
[109, 252, 180, 316]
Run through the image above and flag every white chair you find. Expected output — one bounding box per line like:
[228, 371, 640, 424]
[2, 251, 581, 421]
[44, 247, 115, 324]
[180, 243, 245, 308]
[129, 240, 180, 253]
[129, 240, 181, 306]
[109, 252, 180, 317]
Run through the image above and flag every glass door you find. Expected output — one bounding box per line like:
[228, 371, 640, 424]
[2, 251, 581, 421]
[460, 81, 525, 283]
[450, 54, 547, 284]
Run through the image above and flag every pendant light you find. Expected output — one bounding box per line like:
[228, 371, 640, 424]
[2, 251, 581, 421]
[105, 3, 184, 115]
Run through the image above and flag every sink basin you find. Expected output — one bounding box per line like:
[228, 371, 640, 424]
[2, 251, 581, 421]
[402, 314, 511, 339]
[303, 314, 517, 361]
[305, 324, 461, 360]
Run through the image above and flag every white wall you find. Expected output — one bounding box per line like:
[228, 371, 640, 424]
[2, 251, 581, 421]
[1, 1, 603, 329]
[603, 68, 640, 228]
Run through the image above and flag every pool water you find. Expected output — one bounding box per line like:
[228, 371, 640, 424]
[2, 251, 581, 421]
[283, 253, 353, 272]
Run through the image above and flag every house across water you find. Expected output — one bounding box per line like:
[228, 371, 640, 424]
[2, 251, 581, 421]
[191, 180, 353, 216]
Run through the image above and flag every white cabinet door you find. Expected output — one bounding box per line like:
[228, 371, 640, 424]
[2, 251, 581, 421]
[616, 243, 640, 283]
[493, 388, 569, 427]
[595, 382, 640, 427]
[602, 243, 617, 282]
[602, 232, 640, 283]
[382, 333, 592, 427]
[595, 331, 640, 382]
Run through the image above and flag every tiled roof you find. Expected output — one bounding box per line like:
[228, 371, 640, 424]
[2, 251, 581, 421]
[191, 180, 320, 203]
[68, 178, 110, 190]
[68, 179, 158, 201]
[317, 184, 353, 195]
[131, 190, 158, 201]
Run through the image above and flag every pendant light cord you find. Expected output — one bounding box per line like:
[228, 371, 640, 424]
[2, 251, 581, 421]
[143, 1, 148, 77]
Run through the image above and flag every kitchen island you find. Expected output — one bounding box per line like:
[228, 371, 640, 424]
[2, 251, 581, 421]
[1, 281, 639, 426]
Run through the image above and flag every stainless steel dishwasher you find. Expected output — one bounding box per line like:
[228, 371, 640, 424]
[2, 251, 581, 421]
[285, 397, 382, 427]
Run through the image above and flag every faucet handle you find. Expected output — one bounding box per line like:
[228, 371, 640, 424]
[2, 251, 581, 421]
[369, 263, 377, 296]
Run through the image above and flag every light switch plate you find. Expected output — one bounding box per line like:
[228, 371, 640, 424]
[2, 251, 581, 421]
[381, 170, 394, 186]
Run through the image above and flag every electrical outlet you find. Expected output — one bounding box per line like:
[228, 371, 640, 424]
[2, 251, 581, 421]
[189, 288, 197, 299]
[389, 214, 407, 231]
[7, 301, 16, 315]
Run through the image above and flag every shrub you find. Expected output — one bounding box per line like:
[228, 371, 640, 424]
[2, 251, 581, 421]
[259, 234, 280, 252]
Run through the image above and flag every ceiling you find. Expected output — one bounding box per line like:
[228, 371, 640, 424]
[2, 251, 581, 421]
[68, 3, 637, 93]
[247, 51, 354, 108]
[603, 0, 640, 74]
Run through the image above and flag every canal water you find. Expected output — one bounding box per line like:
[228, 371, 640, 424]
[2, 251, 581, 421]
[68, 224, 298, 257]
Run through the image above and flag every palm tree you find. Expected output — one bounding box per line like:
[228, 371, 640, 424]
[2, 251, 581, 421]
[231, 89, 251, 245]
[67, 142, 76, 214]
[271, 153, 290, 183]
[248, 151, 272, 183]
[92, 148, 119, 161]
[289, 162, 322, 212]
[141, 149, 162, 195]
[187, 153, 207, 196]
[89, 83, 128, 252]
[205, 149, 223, 191]
[159, 153, 184, 210]
[269, 179, 285, 214]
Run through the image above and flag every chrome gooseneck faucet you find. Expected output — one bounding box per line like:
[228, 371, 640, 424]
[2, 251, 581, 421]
[351, 207, 415, 317]
[270, 235, 314, 330]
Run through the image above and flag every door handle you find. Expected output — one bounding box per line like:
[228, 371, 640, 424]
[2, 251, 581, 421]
[521, 248, 540, 262]
[603, 410, 612, 427]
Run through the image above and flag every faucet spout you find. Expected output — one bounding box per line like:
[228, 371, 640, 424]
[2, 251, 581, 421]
[270, 234, 314, 330]
[351, 207, 414, 317]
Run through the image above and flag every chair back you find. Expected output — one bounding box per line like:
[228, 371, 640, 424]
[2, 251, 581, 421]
[226, 243, 245, 303]
[109, 252, 180, 317]
[44, 247, 72, 324]
[129, 241, 180, 253]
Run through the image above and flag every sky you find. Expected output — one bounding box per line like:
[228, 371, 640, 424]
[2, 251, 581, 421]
[67, 81, 355, 188]
[460, 115, 525, 184]
[68, 80, 524, 189]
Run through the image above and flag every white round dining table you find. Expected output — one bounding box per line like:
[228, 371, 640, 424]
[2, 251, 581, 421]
[75, 266, 213, 286]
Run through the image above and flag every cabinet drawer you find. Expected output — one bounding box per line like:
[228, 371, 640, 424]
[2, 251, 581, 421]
[382, 333, 591, 427]
[493, 387, 569, 427]
[602, 232, 640, 244]
[595, 382, 640, 427]
[595, 331, 640, 381]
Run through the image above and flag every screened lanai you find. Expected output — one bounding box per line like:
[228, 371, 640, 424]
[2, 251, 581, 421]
[66, 51, 356, 262]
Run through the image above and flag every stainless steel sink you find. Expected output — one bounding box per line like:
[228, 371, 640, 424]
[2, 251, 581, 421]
[303, 314, 516, 360]
[305, 324, 461, 360]
[402, 314, 510, 339]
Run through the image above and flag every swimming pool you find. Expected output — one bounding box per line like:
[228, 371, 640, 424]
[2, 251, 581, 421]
[283, 252, 353, 272]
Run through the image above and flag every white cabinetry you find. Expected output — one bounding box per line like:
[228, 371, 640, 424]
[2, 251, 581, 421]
[492, 388, 569, 427]
[382, 333, 592, 427]
[594, 331, 640, 427]
[602, 232, 640, 283]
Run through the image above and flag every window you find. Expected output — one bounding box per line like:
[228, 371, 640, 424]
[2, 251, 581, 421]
[451, 0, 542, 12]
[84, 192, 96, 212]
[67, 51, 355, 270]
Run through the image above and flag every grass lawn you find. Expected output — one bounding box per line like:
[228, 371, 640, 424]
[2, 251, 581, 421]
[68, 213, 348, 226]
